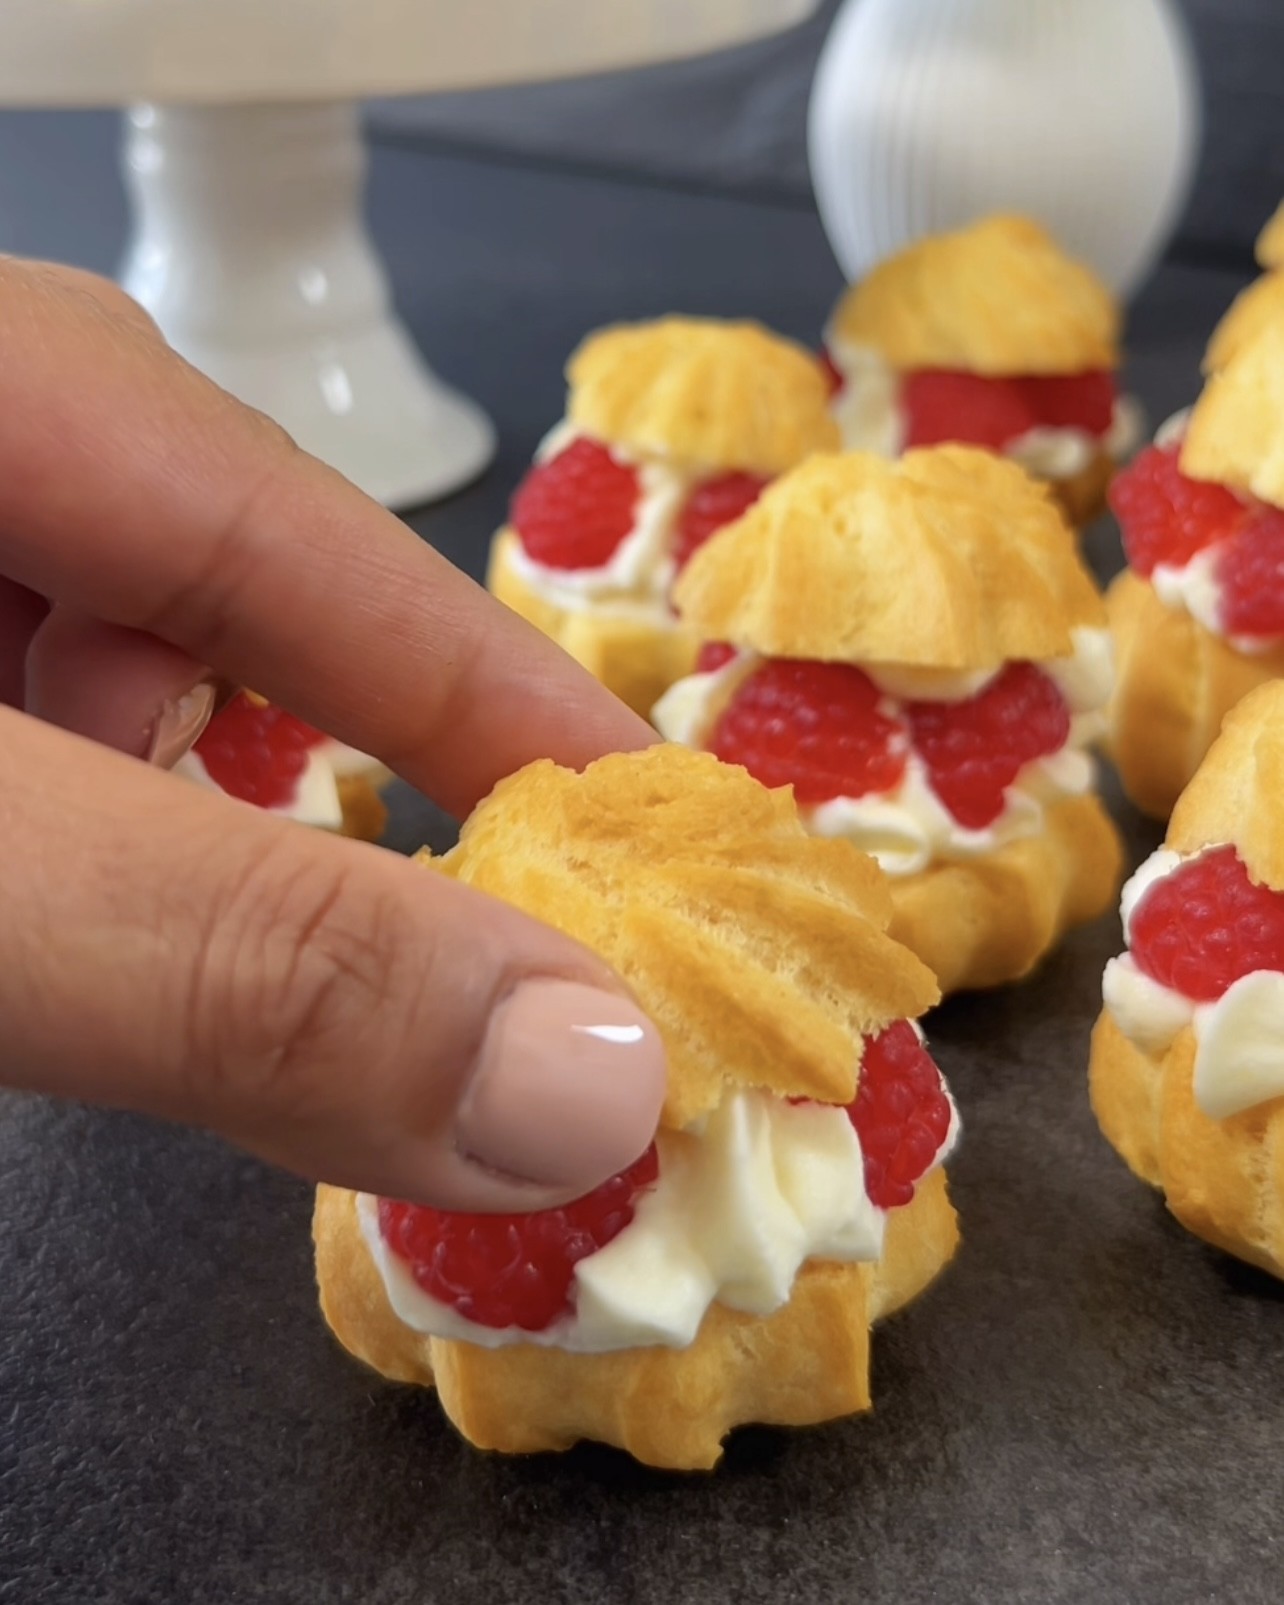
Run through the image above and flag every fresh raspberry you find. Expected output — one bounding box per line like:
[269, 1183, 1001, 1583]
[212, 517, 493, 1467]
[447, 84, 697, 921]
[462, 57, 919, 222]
[695, 641, 738, 673]
[672, 471, 770, 572]
[1130, 846, 1284, 1002]
[907, 663, 1070, 830]
[1108, 444, 1246, 578]
[379, 1145, 660, 1332]
[708, 658, 908, 805]
[902, 370, 1037, 450]
[510, 438, 640, 570]
[194, 693, 327, 809]
[848, 1021, 953, 1210]
[818, 346, 845, 398]
[1215, 506, 1284, 639]
[1016, 370, 1117, 435]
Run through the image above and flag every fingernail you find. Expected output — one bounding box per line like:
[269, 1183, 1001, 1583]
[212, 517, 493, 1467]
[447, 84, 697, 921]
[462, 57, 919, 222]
[456, 980, 668, 1193]
[145, 678, 220, 769]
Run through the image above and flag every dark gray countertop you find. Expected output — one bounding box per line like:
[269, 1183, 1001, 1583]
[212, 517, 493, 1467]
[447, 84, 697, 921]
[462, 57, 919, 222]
[2, 110, 1282, 1605]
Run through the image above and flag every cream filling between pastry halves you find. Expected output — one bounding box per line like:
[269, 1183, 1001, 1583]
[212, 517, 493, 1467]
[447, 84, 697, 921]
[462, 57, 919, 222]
[505, 421, 688, 620]
[173, 748, 345, 830]
[826, 339, 1142, 476]
[1103, 847, 1284, 1119]
[652, 629, 1112, 878]
[359, 1079, 958, 1355]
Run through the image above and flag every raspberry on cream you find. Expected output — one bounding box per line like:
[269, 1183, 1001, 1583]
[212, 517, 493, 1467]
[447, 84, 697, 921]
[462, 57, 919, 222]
[655, 627, 1113, 878]
[1102, 844, 1284, 1118]
[360, 1022, 957, 1355]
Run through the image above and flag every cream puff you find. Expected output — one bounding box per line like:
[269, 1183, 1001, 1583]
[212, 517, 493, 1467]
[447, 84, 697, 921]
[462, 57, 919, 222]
[655, 447, 1123, 994]
[1092, 681, 1284, 1279]
[175, 691, 389, 841]
[1106, 321, 1284, 821]
[822, 215, 1140, 526]
[314, 744, 959, 1470]
[487, 317, 840, 716]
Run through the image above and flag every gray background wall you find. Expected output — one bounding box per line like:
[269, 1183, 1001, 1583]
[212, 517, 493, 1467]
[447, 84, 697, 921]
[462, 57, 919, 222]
[371, 0, 1284, 269]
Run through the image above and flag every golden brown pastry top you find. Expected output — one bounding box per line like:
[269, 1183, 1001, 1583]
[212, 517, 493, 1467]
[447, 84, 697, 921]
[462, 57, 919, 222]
[1257, 203, 1284, 270]
[1204, 272, 1284, 373]
[827, 214, 1120, 376]
[1182, 321, 1284, 509]
[672, 446, 1105, 668]
[1168, 681, 1284, 893]
[564, 317, 839, 475]
[425, 745, 938, 1129]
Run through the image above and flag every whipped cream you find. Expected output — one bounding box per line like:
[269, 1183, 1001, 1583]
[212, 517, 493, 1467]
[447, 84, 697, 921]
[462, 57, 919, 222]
[826, 337, 1140, 477]
[1102, 845, 1284, 1118]
[360, 1072, 958, 1355]
[319, 739, 391, 786]
[653, 627, 1112, 877]
[507, 423, 689, 614]
[1150, 543, 1284, 656]
[174, 747, 344, 830]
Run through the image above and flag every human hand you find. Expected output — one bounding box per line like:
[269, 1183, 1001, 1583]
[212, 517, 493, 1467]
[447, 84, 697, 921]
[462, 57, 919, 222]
[0, 259, 666, 1211]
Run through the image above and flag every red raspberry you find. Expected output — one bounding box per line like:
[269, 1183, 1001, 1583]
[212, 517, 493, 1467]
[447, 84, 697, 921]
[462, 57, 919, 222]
[708, 658, 908, 805]
[902, 370, 1037, 450]
[672, 471, 770, 573]
[906, 663, 1070, 830]
[379, 1145, 660, 1333]
[194, 693, 327, 809]
[510, 438, 640, 570]
[695, 641, 738, 673]
[1215, 506, 1284, 639]
[1130, 846, 1284, 1002]
[1016, 370, 1117, 436]
[848, 1021, 953, 1210]
[1109, 444, 1246, 578]
[818, 346, 845, 398]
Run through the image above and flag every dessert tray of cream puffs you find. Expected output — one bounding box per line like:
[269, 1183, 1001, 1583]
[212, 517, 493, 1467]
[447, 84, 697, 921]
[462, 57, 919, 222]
[10, 204, 1284, 1603]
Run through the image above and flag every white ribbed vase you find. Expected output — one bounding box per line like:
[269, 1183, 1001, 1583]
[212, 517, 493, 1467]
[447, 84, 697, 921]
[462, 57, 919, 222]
[808, 0, 1202, 298]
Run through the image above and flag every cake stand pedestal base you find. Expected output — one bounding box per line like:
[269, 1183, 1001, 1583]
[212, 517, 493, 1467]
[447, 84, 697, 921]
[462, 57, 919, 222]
[119, 101, 494, 509]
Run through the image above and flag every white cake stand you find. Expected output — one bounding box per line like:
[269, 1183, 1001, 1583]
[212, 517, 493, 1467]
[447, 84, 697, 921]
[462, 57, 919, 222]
[0, 0, 813, 507]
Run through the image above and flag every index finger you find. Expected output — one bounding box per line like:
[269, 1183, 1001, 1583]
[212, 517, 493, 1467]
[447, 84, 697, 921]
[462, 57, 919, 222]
[0, 259, 652, 814]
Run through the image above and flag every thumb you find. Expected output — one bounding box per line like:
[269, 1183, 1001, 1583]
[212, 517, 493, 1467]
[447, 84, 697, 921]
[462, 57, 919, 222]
[0, 707, 667, 1210]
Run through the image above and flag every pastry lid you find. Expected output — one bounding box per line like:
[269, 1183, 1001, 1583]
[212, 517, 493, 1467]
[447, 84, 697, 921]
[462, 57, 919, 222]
[827, 214, 1120, 377]
[1168, 681, 1284, 893]
[425, 744, 938, 1129]
[565, 316, 840, 475]
[672, 446, 1104, 668]
[1203, 272, 1284, 374]
[1183, 321, 1284, 510]
[1256, 202, 1284, 270]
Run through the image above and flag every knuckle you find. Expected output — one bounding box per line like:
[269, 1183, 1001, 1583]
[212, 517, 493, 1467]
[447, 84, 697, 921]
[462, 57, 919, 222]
[183, 833, 412, 1125]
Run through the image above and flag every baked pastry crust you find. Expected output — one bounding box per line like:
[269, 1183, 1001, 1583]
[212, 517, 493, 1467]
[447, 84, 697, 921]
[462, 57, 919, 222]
[1166, 680, 1284, 892]
[566, 316, 840, 474]
[314, 745, 956, 1466]
[1049, 451, 1116, 528]
[486, 527, 698, 718]
[1105, 570, 1284, 822]
[1203, 272, 1284, 374]
[889, 795, 1122, 995]
[828, 215, 1119, 377]
[429, 744, 939, 1129]
[1182, 322, 1284, 510]
[335, 773, 388, 843]
[314, 1166, 958, 1471]
[1092, 682, 1284, 1277]
[1090, 1005, 1284, 1279]
[673, 447, 1105, 669]
[1256, 202, 1284, 270]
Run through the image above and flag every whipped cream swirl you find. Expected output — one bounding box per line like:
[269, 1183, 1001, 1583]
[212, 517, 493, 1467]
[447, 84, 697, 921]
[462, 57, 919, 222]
[1103, 846, 1284, 1119]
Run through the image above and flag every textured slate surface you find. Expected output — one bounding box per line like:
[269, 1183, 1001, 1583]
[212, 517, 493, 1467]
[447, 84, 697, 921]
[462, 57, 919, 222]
[2, 111, 1283, 1604]
[373, 0, 1284, 267]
